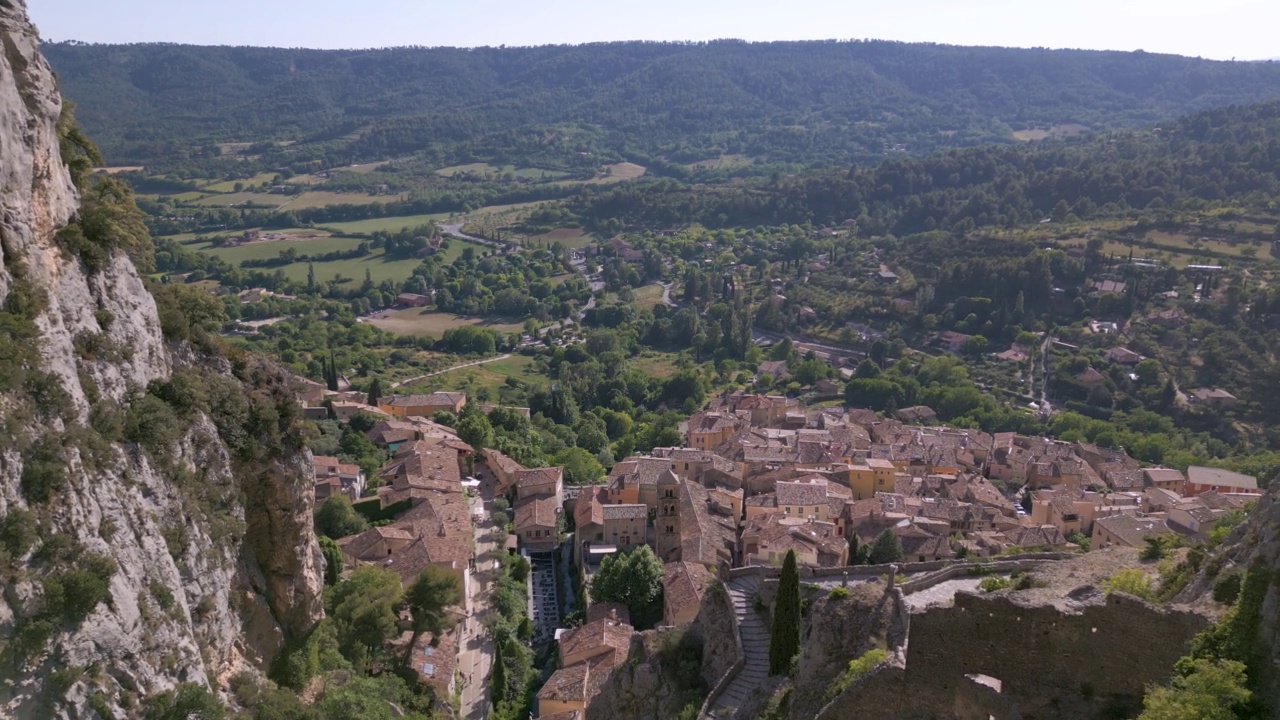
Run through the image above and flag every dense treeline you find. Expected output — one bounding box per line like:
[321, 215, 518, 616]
[44, 40, 1280, 168]
[572, 101, 1280, 233]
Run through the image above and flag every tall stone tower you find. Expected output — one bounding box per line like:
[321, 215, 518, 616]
[655, 468, 682, 561]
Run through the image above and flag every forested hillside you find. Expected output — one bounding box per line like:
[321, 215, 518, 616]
[573, 100, 1280, 233]
[43, 39, 1280, 169]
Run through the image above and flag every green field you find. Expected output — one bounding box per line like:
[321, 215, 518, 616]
[531, 228, 594, 249]
[201, 173, 279, 192]
[400, 354, 545, 396]
[280, 191, 405, 210]
[633, 283, 666, 311]
[318, 214, 451, 235]
[192, 236, 363, 263]
[632, 351, 681, 379]
[685, 154, 754, 172]
[437, 163, 567, 180]
[192, 192, 288, 208]
[279, 254, 422, 284]
[366, 308, 524, 337]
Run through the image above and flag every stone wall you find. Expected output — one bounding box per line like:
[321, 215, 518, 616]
[819, 592, 1209, 720]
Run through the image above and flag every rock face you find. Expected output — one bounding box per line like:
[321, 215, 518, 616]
[585, 582, 735, 720]
[789, 584, 901, 720]
[0, 3, 323, 717]
[819, 591, 1208, 720]
[1175, 483, 1280, 703]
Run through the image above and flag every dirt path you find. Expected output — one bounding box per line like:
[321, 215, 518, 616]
[390, 354, 511, 388]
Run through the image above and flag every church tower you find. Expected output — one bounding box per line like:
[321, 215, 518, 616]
[655, 468, 682, 561]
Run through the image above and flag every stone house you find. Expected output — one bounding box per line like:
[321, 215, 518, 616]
[378, 391, 467, 419]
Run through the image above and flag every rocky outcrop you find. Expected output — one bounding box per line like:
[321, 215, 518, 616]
[819, 591, 1208, 720]
[1175, 483, 1280, 703]
[586, 626, 710, 720]
[789, 583, 900, 720]
[694, 579, 738, 689]
[0, 2, 323, 717]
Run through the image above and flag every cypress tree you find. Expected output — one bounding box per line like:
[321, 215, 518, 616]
[769, 549, 801, 676]
[490, 633, 506, 705]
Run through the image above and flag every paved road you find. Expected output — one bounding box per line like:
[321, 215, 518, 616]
[707, 575, 768, 718]
[659, 282, 678, 307]
[442, 222, 505, 249]
[391, 354, 512, 388]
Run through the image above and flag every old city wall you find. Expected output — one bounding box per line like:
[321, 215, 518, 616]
[819, 592, 1209, 720]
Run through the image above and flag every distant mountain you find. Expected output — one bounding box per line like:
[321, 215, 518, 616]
[42, 40, 1280, 169]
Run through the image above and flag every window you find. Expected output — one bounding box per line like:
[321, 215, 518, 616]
[665, 525, 674, 533]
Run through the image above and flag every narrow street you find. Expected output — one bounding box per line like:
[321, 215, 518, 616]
[457, 464, 500, 719]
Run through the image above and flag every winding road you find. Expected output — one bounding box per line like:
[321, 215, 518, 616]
[441, 222, 506, 249]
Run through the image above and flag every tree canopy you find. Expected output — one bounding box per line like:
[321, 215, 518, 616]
[588, 545, 664, 629]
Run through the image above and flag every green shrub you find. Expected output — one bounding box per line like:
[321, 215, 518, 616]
[1, 508, 38, 558]
[24, 371, 75, 421]
[124, 394, 180, 451]
[44, 561, 115, 623]
[827, 647, 889, 700]
[49, 665, 85, 697]
[20, 436, 68, 504]
[151, 581, 176, 612]
[979, 575, 1013, 592]
[828, 586, 851, 601]
[14, 619, 56, 660]
[1104, 568, 1154, 601]
[1212, 573, 1242, 605]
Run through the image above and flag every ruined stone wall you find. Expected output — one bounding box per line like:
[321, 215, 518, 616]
[820, 592, 1209, 720]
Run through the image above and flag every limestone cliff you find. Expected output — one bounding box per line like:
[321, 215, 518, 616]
[1174, 482, 1280, 704]
[0, 2, 323, 717]
[585, 582, 735, 720]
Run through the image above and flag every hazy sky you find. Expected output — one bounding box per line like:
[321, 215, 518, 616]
[29, 0, 1280, 60]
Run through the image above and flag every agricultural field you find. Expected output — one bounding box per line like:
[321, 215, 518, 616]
[191, 192, 289, 208]
[201, 172, 280, 192]
[190, 235, 361, 263]
[685, 154, 754, 171]
[364, 308, 524, 338]
[318, 213, 450, 235]
[632, 283, 666, 311]
[279, 191, 406, 210]
[631, 351, 681, 380]
[278, 253, 422, 285]
[342, 160, 396, 174]
[1143, 230, 1275, 261]
[1012, 123, 1088, 141]
[531, 227, 594, 249]
[436, 163, 567, 180]
[398, 353, 546, 397]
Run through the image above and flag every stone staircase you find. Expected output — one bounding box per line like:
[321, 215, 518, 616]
[708, 575, 769, 717]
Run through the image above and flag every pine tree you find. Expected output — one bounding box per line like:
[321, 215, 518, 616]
[366, 378, 382, 407]
[769, 549, 801, 676]
[869, 529, 904, 565]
